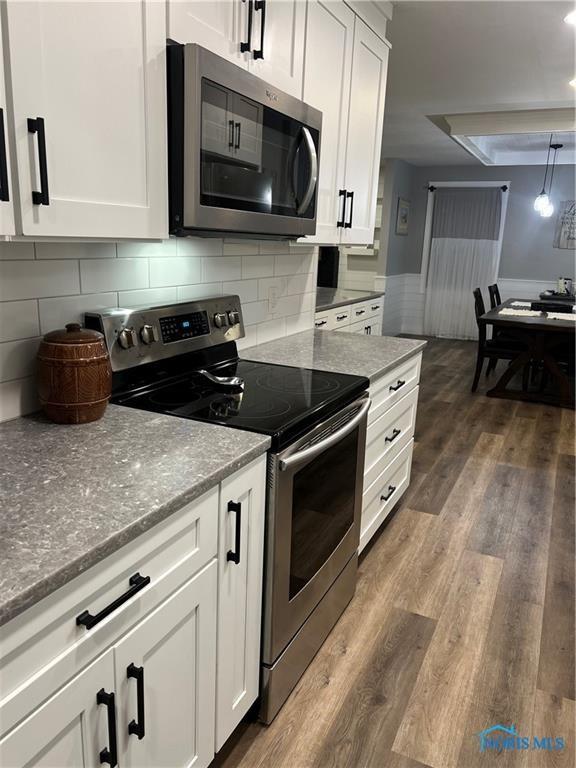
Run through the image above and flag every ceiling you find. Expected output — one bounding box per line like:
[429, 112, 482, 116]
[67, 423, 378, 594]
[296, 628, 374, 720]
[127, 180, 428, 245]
[381, 0, 576, 166]
[454, 130, 575, 165]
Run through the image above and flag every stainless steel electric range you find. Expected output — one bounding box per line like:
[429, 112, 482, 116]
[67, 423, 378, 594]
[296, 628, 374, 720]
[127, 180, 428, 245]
[85, 296, 369, 723]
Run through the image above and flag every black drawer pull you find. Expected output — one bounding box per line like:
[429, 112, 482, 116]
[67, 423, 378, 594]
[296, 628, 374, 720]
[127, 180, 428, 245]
[315, 319, 327, 327]
[127, 663, 145, 740]
[336, 314, 348, 321]
[227, 501, 242, 564]
[97, 689, 118, 766]
[389, 379, 405, 392]
[385, 428, 401, 444]
[76, 573, 150, 630]
[0, 108, 9, 202]
[355, 309, 366, 316]
[27, 117, 50, 205]
[337, 188, 346, 227]
[371, 305, 380, 311]
[380, 485, 396, 502]
[365, 326, 371, 335]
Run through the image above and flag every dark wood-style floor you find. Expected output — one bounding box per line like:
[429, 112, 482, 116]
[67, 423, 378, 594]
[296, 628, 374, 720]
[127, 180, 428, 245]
[214, 337, 575, 768]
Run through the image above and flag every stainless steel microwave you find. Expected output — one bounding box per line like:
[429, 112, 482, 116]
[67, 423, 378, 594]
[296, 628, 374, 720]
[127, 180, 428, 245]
[167, 43, 322, 239]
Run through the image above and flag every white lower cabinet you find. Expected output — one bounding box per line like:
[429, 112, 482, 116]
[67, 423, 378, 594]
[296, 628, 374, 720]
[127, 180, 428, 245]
[0, 457, 267, 767]
[0, 651, 115, 768]
[216, 458, 266, 750]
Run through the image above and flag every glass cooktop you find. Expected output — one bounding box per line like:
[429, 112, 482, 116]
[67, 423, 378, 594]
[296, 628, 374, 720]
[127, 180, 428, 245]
[114, 359, 368, 450]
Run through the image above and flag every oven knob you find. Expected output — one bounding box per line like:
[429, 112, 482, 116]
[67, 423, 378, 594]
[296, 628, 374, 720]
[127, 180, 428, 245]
[118, 327, 137, 349]
[228, 310, 240, 326]
[214, 312, 228, 328]
[140, 324, 158, 345]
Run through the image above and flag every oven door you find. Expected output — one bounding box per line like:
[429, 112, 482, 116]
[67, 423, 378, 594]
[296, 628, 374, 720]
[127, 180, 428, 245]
[262, 395, 369, 665]
[180, 44, 321, 237]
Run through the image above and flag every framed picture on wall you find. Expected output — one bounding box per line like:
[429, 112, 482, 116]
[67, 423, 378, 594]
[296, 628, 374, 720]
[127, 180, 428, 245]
[553, 200, 576, 249]
[396, 197, 410, 235]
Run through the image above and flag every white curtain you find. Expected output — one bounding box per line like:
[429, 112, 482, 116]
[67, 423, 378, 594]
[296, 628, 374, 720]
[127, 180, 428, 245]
[424, 187, 503, 339]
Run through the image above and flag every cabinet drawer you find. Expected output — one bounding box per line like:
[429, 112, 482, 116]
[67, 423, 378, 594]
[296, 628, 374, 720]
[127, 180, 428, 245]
[369, 353, 422, 424]
[314, 311, 330, 330]
[366, 298, 383, 318]
[360, 439, 414, 553]
[364, 386, 418, 491]
[327, 305, 352, 329]
[0, 487, 218, 732]
[350, 300, 371, 322]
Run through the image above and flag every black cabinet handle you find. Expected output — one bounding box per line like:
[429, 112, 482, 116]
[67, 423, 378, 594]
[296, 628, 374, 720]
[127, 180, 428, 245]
[227, 501, 242, 564]
[315, 319, 327, 327]
[344, 190, 354, 228]
[76, 573, 150, 630]
[27, 117, 49, 205]
[380, 485, 396, 502]
[0, 109, 9, 202]
[97, 689, 118, 767]
[240, 0, 254, 52]
[234, 122, 241, 149]
[337, 189, 346, 227]
[371, 305, 380, 311]
[355, 309, 366, 316]
[228, 120, 234, 148]
[385, 428, 401, 444]
[127, 663, 145, 740]
[389, 379, 405, 392]
[365, 326, 371, 335]
[253, 0, 266, 59]
[336, 314, 348, 321]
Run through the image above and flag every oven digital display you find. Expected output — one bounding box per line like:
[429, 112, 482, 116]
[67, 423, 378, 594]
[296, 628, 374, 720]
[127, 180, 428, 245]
[159, 311, 210, 343]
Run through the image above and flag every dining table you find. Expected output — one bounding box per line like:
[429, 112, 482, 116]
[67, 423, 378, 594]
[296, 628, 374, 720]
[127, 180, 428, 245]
[479, 297, 575, 408]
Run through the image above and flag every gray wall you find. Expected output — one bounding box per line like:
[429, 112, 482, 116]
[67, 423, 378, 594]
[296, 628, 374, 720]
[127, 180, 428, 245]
[382, 159, 416, 276]
[385, 162, 576, 280]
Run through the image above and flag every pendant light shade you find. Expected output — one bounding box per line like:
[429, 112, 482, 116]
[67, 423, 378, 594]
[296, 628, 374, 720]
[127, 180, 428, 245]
[534, 191, 550, 213]
[534, 135, 562, 218]
[540, 200, 554, 218]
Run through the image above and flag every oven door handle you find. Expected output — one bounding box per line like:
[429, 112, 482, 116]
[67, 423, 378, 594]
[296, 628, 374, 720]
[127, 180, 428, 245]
[279, 396, 371, 472]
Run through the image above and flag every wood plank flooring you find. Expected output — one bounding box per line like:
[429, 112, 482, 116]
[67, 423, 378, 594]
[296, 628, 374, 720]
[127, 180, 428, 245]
[213, 337, 575, 768]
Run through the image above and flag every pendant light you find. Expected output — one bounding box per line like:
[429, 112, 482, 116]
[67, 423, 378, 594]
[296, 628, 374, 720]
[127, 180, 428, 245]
[540, 141, 563, 218]
[534, 134, 553, 213]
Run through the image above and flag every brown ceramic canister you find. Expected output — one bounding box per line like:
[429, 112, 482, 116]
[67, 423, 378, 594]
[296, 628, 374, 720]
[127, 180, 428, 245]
[37, 323, 112, 424]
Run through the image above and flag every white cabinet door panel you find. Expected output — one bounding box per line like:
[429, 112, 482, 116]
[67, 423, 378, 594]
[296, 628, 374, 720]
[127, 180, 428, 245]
[249, 0, 305, 98]
[301, 0, 354, 245]
[114, 562, 217, 768]
[216, 457, 266, 751]
[168, 0, 250, 69]
[6, 0, 167, 238]
[0, 651, 115, 768]
[341, 18, 389, 245]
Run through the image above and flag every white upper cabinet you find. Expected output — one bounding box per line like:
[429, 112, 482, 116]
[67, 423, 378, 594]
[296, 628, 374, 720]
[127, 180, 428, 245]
[5, 0, 167, 239]
[168, 0, 251, 68]
[302, 0, 355, 244]
[0, 11, 14, 237]
[248, 0, 306, 98]
[341, 18, 389, 245]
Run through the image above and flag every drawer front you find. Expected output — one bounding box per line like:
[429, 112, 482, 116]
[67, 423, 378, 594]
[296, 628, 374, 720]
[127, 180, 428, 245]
[369, 353, 422, 425]
[314, 311, 330, 330]
[364, 386, 418, 492]
[360, 439, 414, 553]
[327, 305, 352, 329]
[366, 298, 383, 318]
[0, 487, 219, 725]
[350, 300, 371, 323]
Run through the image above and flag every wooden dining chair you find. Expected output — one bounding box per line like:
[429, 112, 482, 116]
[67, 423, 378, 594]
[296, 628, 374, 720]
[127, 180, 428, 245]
[488, 283, 501, 309]
[471, 288, 524, 392]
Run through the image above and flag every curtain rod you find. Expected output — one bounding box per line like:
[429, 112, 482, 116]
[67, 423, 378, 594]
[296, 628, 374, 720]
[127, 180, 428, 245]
[427, 184, 508, 192]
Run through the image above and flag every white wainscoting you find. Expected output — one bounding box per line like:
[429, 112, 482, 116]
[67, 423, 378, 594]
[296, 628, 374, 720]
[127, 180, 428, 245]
[382, 274, 558, 339]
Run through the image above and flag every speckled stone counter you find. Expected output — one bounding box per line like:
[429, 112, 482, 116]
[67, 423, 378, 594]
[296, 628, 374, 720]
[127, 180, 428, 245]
[0, 406, 270, 626]
[243, 330, 426, 383]
[316, 287, 385, 312]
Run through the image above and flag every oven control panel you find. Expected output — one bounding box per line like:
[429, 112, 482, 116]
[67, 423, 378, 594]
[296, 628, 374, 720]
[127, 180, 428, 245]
[85, 295, 244, 372]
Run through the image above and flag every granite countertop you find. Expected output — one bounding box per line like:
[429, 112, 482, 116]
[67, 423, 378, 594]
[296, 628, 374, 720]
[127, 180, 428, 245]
[243, 330, 426, 383]
[0, 406, 270, 627]
[316, 287, 385, 312]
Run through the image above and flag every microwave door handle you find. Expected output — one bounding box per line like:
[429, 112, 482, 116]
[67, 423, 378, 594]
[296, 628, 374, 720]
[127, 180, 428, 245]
[279, 397, 371, 472]
[294, 126, 318, 216]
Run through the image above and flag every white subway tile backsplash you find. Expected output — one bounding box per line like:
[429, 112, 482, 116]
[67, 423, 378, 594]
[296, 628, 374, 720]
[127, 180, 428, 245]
[81, 258, 148, 293]
[0, 243, 35, 260]
[38, 292, 118, 333]
[119, 287, 178, 308]
[242, 254, 273, 279]
[149, 257, 202, 288]
[0, 260, 80, 301]
[0, 301, 40, 342]
[0, 240, 317, 421]
[0, 338, 40, 382]
[36, 242, 116, 259]
[223, 279, 258, 303]
[177, 282, 223, 301]
[203, 256, 241, 283]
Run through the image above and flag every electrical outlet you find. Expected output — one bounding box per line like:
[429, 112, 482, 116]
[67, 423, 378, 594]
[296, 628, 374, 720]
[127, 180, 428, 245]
[268, 285, 280, 312]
